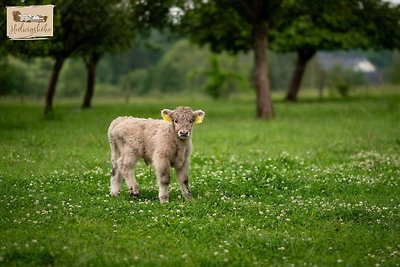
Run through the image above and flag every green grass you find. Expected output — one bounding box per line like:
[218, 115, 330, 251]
[1, 90, 400, 266]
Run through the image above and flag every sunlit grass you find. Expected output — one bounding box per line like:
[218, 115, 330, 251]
[0, 89, 399, 266]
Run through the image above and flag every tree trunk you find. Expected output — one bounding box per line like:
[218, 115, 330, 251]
[286, 49, 316, 102]
[44, 57, 64, 114]
[253, 23, 274, 120]
[82, 53, 101, 109]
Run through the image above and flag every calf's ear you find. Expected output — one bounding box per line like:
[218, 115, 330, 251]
[193, 110, 205, 124]
[161, 109, 173, 122]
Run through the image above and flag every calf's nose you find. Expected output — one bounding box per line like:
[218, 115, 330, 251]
[179, 130, 189, 136]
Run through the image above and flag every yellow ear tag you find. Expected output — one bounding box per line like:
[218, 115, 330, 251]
[195, 115, 203, 124]
[162, 114, 171, 122]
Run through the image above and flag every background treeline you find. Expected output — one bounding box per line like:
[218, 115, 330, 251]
[1, 0, 400, 119]
[2, 32, 400, 99]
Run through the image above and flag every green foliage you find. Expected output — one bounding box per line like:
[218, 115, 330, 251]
[386, 51, 400, 84]
[0, 57, 49, 97]
[141, 39, 252, 94]
[124, 69, 151, 95]
[200, 56, 245, 99]
[365, 50, 395, 69]
[269, 0, 400, 100]
[0, 57, 27, 96]
[151, 40, 204, 92]
[56, 59, 86, 97]
[268, 52, 296, 90]
[180, 0, 287, 54]
[96, 60, 114, 85]
[203, 56, 228, 98]
[50, 0, 130, 59]
[271, 1, 369, 53]
[327, 66, 366, 98]
[1, 46, 397, 100]
[105, 31, 176, 85]
[130, 0, 176, 33]
[271, 0, 400, 54]
[179, 0, 252, 54]
[159, 62, 185, 92]
[1, 90, 400, 266]
[336, 83, 350, 98]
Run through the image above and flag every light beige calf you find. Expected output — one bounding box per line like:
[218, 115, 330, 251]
[107, 107, 205, 203]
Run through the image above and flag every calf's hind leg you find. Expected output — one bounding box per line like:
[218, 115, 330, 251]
[119, 156, 140, 197]
[110, 166, 122, 196]
[109, 140, 122, 196]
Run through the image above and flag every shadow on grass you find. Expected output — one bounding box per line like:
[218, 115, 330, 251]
[3, 249, 55, 267]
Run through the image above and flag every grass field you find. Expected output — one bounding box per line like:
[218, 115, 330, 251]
[1, 90, 400, 266]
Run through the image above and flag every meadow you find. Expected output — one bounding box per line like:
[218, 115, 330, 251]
[0, 89, 399, 266]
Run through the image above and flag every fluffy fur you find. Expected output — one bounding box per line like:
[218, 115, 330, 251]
[107, 107, 205, 203]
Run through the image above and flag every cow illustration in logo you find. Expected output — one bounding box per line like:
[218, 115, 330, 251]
[12, 11, 47, 23]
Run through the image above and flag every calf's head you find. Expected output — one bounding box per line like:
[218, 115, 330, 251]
[161, 107, 205, 140]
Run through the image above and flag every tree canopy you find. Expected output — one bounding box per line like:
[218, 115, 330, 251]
[269, 0, 400, 101]
[180, 0, 286, 119]
[2, 0, 400, 113]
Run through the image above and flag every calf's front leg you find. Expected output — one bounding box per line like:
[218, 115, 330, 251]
[176, 165, 192, 200]
[154, 158, 171, 203]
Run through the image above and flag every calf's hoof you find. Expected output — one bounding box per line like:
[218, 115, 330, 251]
[129, 187, 139, 198]
[159, 196, 169, 204]
[110, 191, 120, 197]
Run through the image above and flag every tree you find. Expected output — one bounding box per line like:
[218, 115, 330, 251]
[180, 0, 284, 120]
[270, 0, 400, 101]
[1, 1, 54, 104]
[41, 0, 123, 114]
[78, 0, 134, 109]
[129, 0, 179, 33]
[81, 52, 101, 108]
[2, 0, 137, 113]
[1, 0, 49, 58]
